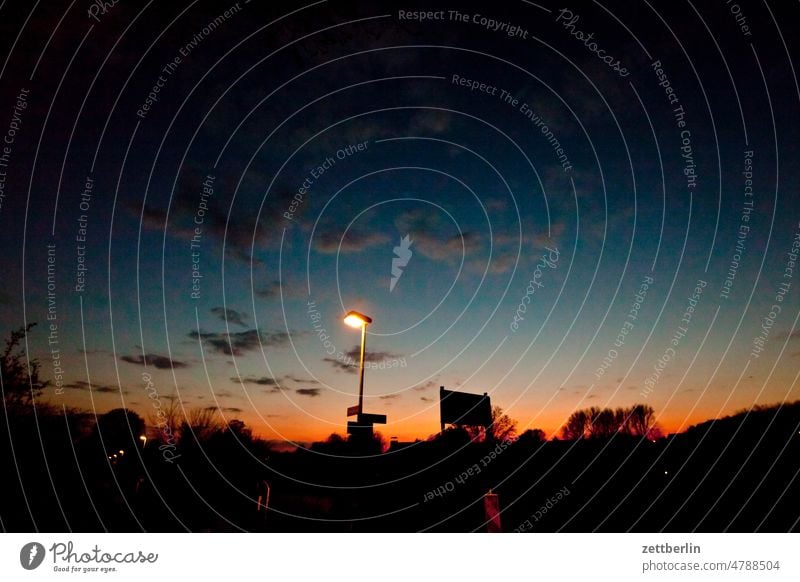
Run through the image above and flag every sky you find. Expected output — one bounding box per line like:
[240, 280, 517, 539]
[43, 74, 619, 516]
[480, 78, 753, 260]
[1, 0, 799, 444]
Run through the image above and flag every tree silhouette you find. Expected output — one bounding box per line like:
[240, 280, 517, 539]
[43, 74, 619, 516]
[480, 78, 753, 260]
[466, 406, 518, 442]
[561, 404, 659, 439]
[93, 408, 145, 455]
[178, 406, 222, 446]
[518, 428, 547, 443]
[627, 404, 657, 437]
[489, 406, 518, 441]
[562, 409, 589, 439]
[1, 323, 48, 408]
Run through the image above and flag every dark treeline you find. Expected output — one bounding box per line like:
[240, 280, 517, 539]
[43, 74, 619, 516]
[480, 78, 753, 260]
[2, 325, 800, 532]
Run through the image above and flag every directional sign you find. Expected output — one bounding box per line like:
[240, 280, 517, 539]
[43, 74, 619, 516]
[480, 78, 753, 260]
[357, 413, 386, 425]
[347, 405, 360, 417]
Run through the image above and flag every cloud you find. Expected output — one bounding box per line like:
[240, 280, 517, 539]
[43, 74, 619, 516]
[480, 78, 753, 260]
[485, 198, 508, 211]
[77, 348, 108, 355]
[296, 388, 321, 397]
[285, 375, 319, 385]
[413, 380, 438, 392]
[486, 251, 517, 274]
[202, 406, 243, 414]
[323, 357, 357, 374]
[323, 345, 405, 373]
[409, 111, 452, 134]
[231, 375, 293, 394]
[379, 394, 400, 400]
[63, 380, 127, 394]
[210, 307, 248, 327]
[189, 328, 295, 356]
[120, 353, 188, 369]
[313, 229, 390, 254]
[420, 396, 434, 402]
[232, 376, 278, 386]
[256, 280, 282, 299]
[418, 231, 481, 261]
[394, 209, 482, 262]
[126, 172, 299, 264]
[343, 345, 402, 364]
[256, 279, 307, 300]
[532, 221, 566, 248]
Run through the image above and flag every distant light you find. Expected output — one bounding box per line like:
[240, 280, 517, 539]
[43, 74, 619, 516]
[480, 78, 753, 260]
[344, 311, 372, 328]
[119, 449, 125, 455]
[664, 470, 668, 475]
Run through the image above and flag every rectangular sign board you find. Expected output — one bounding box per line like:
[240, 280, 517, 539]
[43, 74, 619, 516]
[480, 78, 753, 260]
[440, 386, 492, 428]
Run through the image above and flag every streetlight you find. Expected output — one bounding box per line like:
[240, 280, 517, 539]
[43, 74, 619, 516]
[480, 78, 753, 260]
[343, 310, 372, 415]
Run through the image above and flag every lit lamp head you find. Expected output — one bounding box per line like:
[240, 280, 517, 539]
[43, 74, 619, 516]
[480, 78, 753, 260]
[343, 310, 372, 328]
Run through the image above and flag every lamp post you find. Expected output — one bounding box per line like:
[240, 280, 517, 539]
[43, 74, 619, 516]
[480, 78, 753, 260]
[343, 310, 372, 415]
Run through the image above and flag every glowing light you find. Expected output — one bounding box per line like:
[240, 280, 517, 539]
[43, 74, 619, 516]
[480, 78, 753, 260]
[344, 311, 372, 328]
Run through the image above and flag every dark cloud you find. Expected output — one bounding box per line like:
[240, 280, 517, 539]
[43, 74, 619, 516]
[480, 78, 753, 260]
[314, 229, 389, 254]
[256, 279, 307, 300]
[189, 328, 294, 356]
[420, 396, 433, 402]
[343, 345, 403, 364]
[285, 375, 319, 385]
[77, 348, 109, 355]
[323, 357, 357, 374]
[210, 307, 248, 327]
[323, 345, 404, 373]
[413, 380, 438, 392]
[379, 394, 400, 400]
[63, 380, 127, 394]
[231, 375, 294, 394]
[120, 353, 188, 369]
[296, 388, 321, 397]
[126, 172, 298, 264]
[232, 376, 278, 386]
[202, 406, 243, 413]
[256, 280, 281, 299]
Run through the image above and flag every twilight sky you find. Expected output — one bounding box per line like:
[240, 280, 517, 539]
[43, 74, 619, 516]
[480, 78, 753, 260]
[1, 0, 799, 443]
